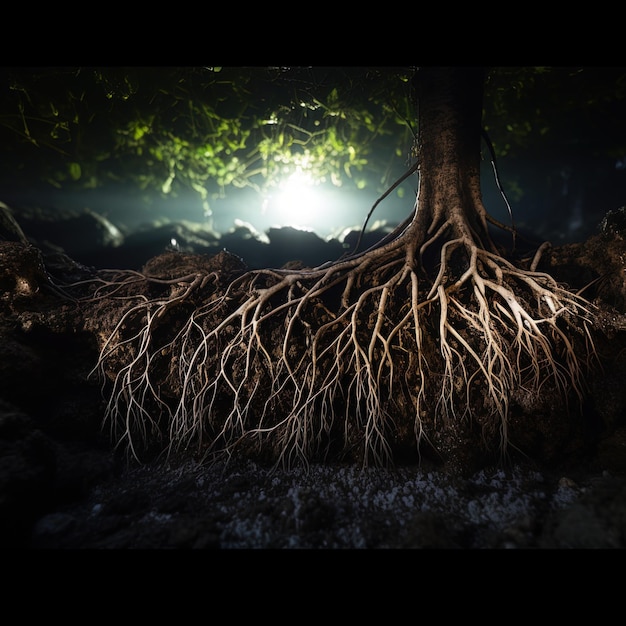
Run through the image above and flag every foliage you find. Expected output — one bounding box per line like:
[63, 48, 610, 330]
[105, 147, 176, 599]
[484, 66, 626, 158]
[2, 66, 625, 222]
[0, 67, 417, 216]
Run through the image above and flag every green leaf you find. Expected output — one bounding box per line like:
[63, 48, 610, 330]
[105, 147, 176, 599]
[68, 162, 81, 181]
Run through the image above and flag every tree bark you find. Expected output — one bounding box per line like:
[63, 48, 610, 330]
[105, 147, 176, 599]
[411, 67, 492, 251]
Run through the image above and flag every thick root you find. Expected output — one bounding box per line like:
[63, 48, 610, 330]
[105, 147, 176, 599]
[70, 231, 599, 471]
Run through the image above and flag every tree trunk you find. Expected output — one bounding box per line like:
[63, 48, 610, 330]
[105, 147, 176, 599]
[411, 67, 494, 253]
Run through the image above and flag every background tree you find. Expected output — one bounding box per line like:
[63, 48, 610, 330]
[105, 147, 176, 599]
[64, 66, 609, 470]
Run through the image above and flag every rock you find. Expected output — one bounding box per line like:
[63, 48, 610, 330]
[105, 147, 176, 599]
[8, 205, 124, 267]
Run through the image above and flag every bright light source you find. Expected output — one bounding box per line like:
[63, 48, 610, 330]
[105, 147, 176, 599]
[264, 171, 327, 231]
[254, 169, 413, 238]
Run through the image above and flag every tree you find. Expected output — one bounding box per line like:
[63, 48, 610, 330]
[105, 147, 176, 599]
[67, 67, 600, 470]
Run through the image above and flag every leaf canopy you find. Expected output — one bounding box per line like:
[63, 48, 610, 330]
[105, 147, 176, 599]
[1, 66, 624, 222]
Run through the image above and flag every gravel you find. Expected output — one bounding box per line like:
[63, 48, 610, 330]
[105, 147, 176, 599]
[29, 455, 626, 549]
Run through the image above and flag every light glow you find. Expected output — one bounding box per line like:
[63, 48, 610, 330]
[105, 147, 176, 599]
[265, 170, 327, 231]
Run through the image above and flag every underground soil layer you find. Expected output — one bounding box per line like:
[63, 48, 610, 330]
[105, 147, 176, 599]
[1, 226, 625, 549]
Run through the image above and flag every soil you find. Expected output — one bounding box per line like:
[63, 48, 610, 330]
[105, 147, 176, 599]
[2, 209, 626, 550]
[25, 443, 626, 549]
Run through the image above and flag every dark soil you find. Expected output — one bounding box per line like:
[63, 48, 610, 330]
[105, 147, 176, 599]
[24, 441, 626, 549]
[2, 208, 626, 549]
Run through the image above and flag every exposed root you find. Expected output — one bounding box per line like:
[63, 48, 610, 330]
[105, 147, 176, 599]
[68, 224, 599, 470]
